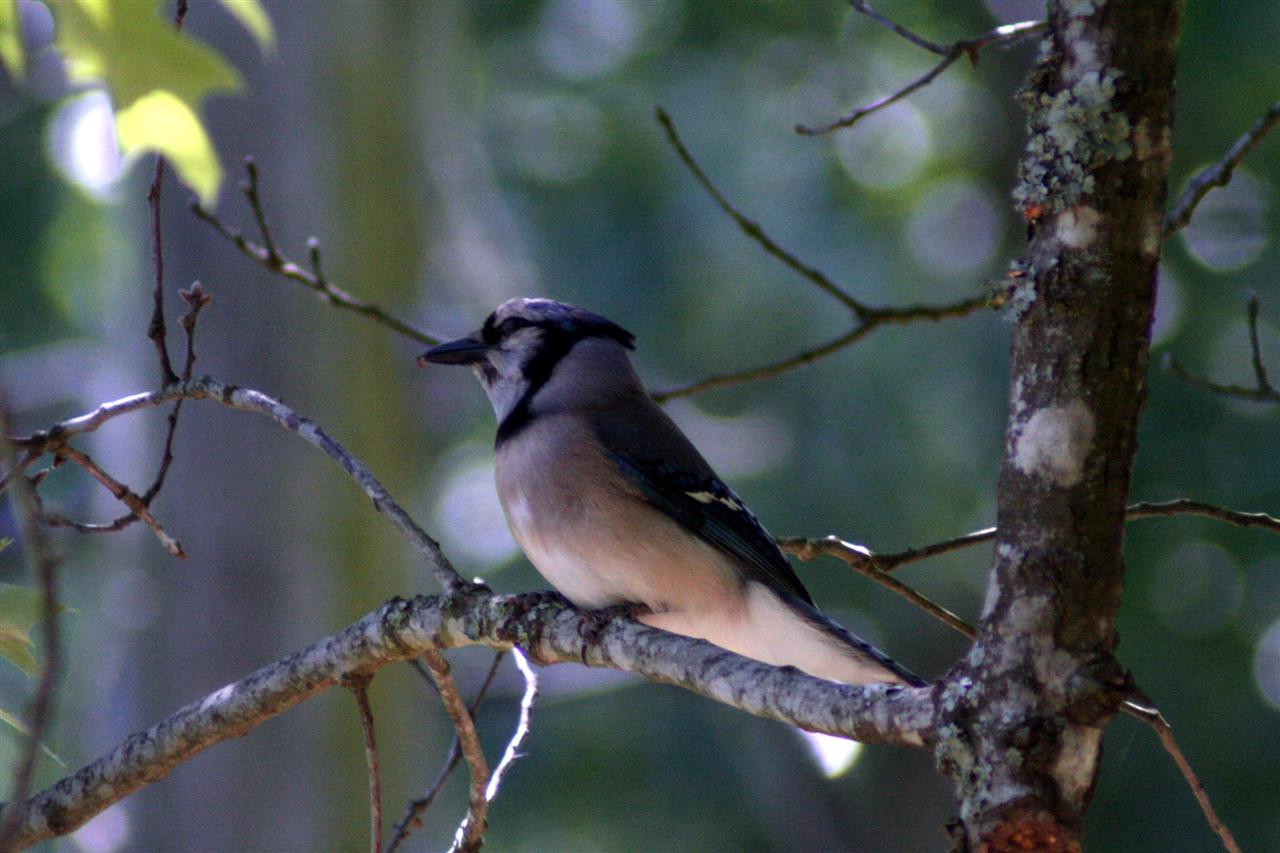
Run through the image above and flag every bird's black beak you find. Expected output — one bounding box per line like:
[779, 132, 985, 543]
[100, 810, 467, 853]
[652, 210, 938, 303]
[417, 335, 489, 367]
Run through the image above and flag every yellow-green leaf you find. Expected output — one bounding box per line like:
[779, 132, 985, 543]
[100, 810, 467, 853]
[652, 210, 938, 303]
[0, 582, 49, 676]
[0, 0, 22, 79]
[218, 0, 273, 53]
[50, 0, 242, 202]
[53, 0, 241, 109]
[0, 706, 66, 767]
[117, 89, 222, 207]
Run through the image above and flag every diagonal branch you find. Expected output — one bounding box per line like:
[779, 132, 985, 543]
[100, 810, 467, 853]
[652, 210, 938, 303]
[652, 294, 989, 401]
[1163, 99, 1280, 239]
[6, 378, 468, 592]
[0, 591, 934, 850]
[47, 445, 184, 557]
[655, 107, 868, 315]
[193, 162, 442, 346]
[795, 6, 1045, 136]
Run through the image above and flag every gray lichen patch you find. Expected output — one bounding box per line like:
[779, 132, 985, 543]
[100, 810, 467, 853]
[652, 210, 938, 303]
[1015, 67, 1133, 215]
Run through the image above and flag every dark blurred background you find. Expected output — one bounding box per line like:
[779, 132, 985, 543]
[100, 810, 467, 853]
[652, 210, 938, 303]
[1, 1, 1277, 850]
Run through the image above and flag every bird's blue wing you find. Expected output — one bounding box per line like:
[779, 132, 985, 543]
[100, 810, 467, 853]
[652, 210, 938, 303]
[603, 448, 816, 607]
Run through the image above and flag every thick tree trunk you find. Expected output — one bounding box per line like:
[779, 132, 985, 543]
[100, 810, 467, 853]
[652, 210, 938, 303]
[939, 2, 1183, 850]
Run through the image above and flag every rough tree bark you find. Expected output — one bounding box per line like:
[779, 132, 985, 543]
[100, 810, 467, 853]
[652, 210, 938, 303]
[937, 2, 1183, 850]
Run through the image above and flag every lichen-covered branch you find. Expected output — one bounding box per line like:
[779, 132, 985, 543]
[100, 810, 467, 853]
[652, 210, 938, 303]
[0, 591, 934, 850]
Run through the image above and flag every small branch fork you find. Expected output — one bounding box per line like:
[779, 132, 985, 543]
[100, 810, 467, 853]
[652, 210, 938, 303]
[420, 650, 490, 853]
[795, 4, 1045, 136]
[192, 159, 442, 346]
[1164, 99, 1280, 239]
[1164, 294, 1278, 404]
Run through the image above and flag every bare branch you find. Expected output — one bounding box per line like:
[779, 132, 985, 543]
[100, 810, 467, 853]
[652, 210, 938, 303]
[652, 294, 989, 401]
[482, 649, 537, 821]
[345, 675, 382, 853]
[1127, 498, 1280, 533]
[386, 651, 507, 853]
[0, 592, 934, 849]
[6, 378, 468, 592]
[50, 445, 184, 558]
[1163, 295, 1279, 404]
[240, 157, 281, 267]
[1123, 701, 1242, 853]
[655, 107, 868, 315]
[779, 535, 974, 638]
[796, 10, 1045, 136]
[0, 409, 63, 852]
[193, 163, 442, 346]
[1164, 99, 1280, 239]
[421, 650, 490, 853]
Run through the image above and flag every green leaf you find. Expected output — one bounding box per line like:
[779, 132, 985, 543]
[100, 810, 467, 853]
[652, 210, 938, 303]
[0, 582, 60, 676]
[0, 706, 66, 767]
[217, 0, 273, 53]
[51, 0, 242, 205]
[0, 0, 23, 79]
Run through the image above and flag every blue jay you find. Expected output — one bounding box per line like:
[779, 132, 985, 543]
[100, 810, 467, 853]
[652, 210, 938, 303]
[420, 298, 923, 688]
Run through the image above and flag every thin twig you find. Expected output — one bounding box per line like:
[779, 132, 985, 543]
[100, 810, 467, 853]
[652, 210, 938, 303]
[387, 652, 506, 853]
[346, 675, 382, 853]
[652, 294, 989, 401]
[6, 378, 467, 592]
[779, 535, 974, 637]
[796, 10, 1045, 135]
[142, 0, 189, 385]
[51, 445, 184, 557]
[241, 157, 281, 266]
[1126, 498, 1280, 532]
[1125, 703, 1242, 853]
[1163, 295, 1279, 404]
[0, 449, 38, 495]
[785, 527, 1241, 853]
[1164, 99, 1280, 239]
[655, 106, 868, 316]
[0, 408, 63, 852]
[193, 163, 442, 346]
[483, 649, 537, 809]
[421, 650, 491, 853]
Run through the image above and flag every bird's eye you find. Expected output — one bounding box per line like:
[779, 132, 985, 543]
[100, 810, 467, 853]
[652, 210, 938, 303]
[497, 317, 531, 338]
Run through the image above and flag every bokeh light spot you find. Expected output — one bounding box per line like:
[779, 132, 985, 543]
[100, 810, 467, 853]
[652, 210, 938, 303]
[833, 101, 931, 191]
[1253, 620, 1280, 710]
[1181, 168, 1270, 271]
[905, 177, 1002, 275]
[433, 454, 518, 567]
[47, 89, 122, 200]
[1150, 542, 1242, 636]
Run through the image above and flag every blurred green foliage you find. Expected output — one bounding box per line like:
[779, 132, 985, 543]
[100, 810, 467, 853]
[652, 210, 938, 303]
[0, 1, 1277, 851]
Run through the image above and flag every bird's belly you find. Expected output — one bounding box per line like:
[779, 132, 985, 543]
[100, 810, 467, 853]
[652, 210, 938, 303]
[503, 492, 739, 612]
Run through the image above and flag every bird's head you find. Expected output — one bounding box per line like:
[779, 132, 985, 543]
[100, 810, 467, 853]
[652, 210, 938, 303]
[418, 298, 636, 423]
